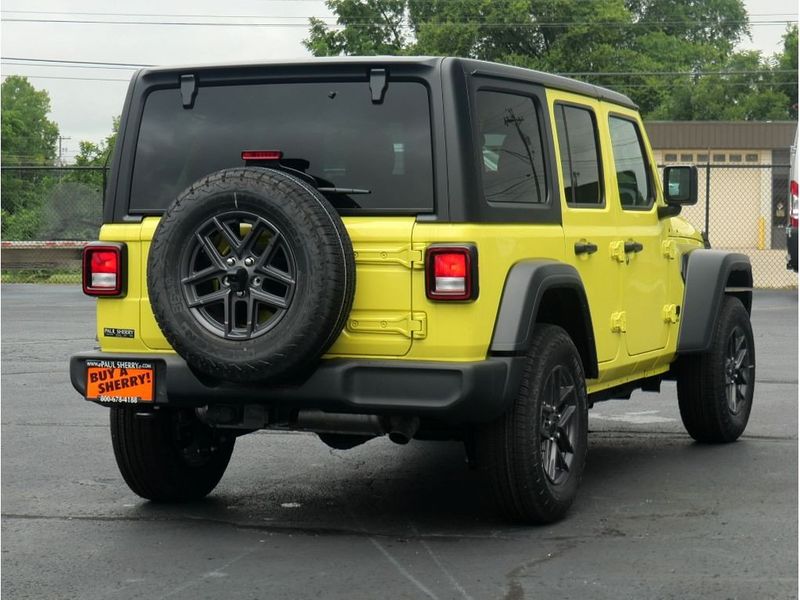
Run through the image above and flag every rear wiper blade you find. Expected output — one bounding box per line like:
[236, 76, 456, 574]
[317, 187, 371, 195]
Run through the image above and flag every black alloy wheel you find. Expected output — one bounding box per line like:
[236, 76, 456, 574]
[539, 365, 579, 486]
[723, 325, 753, 416]
[180, 210, 297, 341]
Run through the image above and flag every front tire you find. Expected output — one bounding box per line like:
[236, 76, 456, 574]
[677, 296, 755, 443]
[478, 325, 589, 524]
[110, 407, 235, 502]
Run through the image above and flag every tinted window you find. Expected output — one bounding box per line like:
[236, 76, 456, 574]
[608, 117, 653, 209]
[555, 105, 603, 205]
[130, 81, 433, 212]
[476, 91, 547, 204]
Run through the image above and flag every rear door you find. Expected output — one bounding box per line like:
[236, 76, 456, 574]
[549, 93, 623, 365]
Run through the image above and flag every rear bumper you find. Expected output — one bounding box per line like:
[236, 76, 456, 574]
[69, 351, 525, 424]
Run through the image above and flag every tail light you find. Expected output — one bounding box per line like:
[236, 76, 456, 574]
[425, 245, 478, 301]
[82, 242, 126, 296]
[790, 180, 798, 228]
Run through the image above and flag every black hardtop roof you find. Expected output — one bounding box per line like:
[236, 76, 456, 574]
[137, 55, 637, 110]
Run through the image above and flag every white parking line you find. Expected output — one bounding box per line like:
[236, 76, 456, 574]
[591, 410, 676, 424]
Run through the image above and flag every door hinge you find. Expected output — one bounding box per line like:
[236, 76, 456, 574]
[662, 240, 677, 260]
[347, 312, 427, 339]
[609, 241, 627, 263]
[662, 304, 680, 324]
[610, 311, 627, 333]
[352, 246, 424, 269]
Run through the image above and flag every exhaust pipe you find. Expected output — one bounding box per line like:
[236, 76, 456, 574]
[295, 410, 385, 437]
[387, 416, 420, 445]
[199, 406, 419, 444]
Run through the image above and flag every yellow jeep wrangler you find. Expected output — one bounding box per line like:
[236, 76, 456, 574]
[70, 57, 755, 523]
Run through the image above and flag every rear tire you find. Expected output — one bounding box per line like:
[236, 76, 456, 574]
[478, 324, 588, 524]
[677, 296, 755, 443]
[110, 407, 235, 502]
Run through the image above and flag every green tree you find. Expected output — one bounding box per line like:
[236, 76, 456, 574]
[74, 116, 119, 168]
[777, 24, 798, 118]
[649, 50, 793, 121]
[304, 0, 797, 120]
[1, 75, 59, 166]
[307, 0, 407, 56]
[46, 117, 123, 240]
[69, 116, 119, 190]
[1, 76, 60, 239]
[625, 0, 749, 52]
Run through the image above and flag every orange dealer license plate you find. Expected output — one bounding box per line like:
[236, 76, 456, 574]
[85, 360, 155, 403]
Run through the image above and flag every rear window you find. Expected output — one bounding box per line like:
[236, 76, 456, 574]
[129, 81, 434, 213]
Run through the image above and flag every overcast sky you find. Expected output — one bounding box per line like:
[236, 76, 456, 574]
[1, 0, 797, 161]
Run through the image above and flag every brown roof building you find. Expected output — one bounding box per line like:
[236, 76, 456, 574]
[642, 120, 797, 287]
[645, 121, 796, 154]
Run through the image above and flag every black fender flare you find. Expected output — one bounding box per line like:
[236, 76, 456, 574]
[678, 249, 753, 353]
[489, 260, 598, 378]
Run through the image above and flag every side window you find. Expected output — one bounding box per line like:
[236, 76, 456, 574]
[608, 116, 654, 209]
[476, 90, 547, 204]
[554, 104, 603, 206]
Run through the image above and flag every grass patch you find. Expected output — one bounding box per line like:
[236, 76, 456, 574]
[1, 269, 81, 284]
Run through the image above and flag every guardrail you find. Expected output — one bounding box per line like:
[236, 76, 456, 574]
[1, 240, 88, 271]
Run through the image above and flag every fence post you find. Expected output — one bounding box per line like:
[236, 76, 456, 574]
[704, 162, 711, 247]
[102, 168, 107, 206]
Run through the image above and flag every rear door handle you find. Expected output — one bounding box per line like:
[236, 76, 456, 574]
[624, 241, 643, 253]
[574, 241, 598, 255]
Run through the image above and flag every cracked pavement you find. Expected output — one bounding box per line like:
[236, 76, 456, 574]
[2, 285, 797, 599]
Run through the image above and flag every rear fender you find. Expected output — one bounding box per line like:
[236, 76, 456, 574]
[490, 260, 598, 379]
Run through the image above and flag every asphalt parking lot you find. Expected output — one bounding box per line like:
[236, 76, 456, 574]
[2, 284, 797, 600]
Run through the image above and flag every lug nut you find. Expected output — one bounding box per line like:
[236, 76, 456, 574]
[226, 257, 236, 266]
[236, 291, 245, 297]
[244, 257, 255, 266]
[222, 276, 230, 286]
[252, 277, 262, 286]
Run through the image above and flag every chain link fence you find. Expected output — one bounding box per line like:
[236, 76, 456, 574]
[673, 163, 796, 289]
[1, 166, 106, 283]
[1, 164, 796, 288]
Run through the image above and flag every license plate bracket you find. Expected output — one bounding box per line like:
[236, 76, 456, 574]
[85, 360, 155, 403]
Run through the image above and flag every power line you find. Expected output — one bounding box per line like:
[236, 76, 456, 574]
[2, 61, 140, 71]
[562, 69, 799, 76]
[0, 56, 152, 67]
[0, 74, 130, 82]
[1, 72, 792, 88]
[2, 58, 795, 78]
[0, 10, 337, 20]
[2, 16, 795, 28]
[3, 8, 795, 20]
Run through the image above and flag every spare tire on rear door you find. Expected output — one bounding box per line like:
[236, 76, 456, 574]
[147, 167, 355, 383]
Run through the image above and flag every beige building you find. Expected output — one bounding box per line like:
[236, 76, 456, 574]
[644, 121, 797, 288]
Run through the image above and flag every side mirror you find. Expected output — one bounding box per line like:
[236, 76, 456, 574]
[659, 165, 698, 218]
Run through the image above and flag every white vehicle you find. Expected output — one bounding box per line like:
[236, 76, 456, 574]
[787, 129, 798, 272]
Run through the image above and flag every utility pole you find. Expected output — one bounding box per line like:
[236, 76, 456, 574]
[57, 136, 71, 166]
